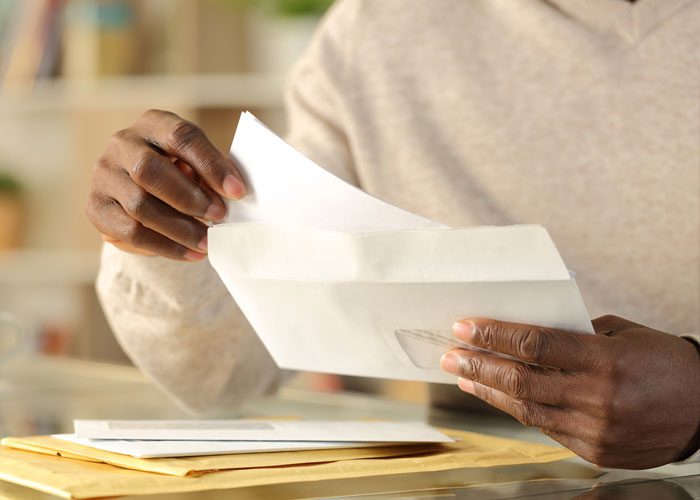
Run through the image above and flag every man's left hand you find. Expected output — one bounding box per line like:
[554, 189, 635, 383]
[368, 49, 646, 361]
[440, 315, 700, 469]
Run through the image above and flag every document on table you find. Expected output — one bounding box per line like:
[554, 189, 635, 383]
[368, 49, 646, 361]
[0, 428, 593, 499]
[73, 420, 453, 443]
[208, 112, 593, 384]
[52, 434, 418, 459]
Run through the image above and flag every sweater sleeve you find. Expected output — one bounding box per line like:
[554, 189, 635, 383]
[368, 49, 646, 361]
[95, 1, 362, 413]
[96, 243, 281, 414]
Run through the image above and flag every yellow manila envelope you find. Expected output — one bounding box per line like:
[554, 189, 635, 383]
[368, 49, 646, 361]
[0, 435, 439, 476]
[0, 429, 592, 499]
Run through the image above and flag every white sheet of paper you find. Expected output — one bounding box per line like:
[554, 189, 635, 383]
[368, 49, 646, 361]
[224, 112, 442, 230]
[73, 420, 453, 444]
[52, 434, 405, 459]
[208, 113, 593, 383]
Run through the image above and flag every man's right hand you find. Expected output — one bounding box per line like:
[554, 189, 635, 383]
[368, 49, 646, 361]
[85, 109, 247, 261]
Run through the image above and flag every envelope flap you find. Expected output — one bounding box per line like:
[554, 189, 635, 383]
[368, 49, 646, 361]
[208, 223, 571, 282]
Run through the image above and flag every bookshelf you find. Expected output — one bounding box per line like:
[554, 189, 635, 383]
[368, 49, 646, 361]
[0, 0, 318, 365]
[0, 73, 286, 113]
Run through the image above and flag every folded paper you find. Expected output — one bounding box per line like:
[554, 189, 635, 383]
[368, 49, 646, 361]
[208, 113, 593, 383]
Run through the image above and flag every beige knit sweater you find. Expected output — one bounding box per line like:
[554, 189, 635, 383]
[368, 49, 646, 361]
[96, 0, 699, 459]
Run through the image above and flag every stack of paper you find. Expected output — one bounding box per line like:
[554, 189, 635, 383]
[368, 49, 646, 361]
[208, 112, 593, 384]
[51, 419, 453, 459]
[2, 418, 453, 477]
[0, 425, 597, 499]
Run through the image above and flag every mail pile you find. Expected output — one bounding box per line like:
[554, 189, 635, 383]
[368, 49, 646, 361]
[0, 419, 594, 499]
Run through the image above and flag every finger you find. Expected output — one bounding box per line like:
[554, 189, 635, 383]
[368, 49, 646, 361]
[134, 109, 246, 200]
[109, 177, 209, 252]
[452, 318, 594, 369]
[441, 349, 572, 406]
[86, 191, 206, 262]
[457, 378, 573, 432]
[104, 137, 227, 222]
[102, 234, 156, 256]
[591, 314, 647, 334]
[458, 379, 578, 436]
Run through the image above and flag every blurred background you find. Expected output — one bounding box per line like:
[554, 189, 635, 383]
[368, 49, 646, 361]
[0, 0, 424, 425]
[0, 0, 330, 360]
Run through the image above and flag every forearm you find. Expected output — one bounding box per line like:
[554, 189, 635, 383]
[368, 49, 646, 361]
[96, 243, 282, 413]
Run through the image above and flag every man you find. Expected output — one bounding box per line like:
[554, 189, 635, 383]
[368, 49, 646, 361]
[85, 0, 699, 468]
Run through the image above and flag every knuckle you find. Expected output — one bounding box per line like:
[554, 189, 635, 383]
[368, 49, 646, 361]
[504, 364, 529, 399]
[140, 109, 181, 128]
[609, 353, 628, 380]
[142, 108, 167, 120]
[109, 128, 132, 145]
[84, 191, 103, 222]
[130, 154, 163, 185]
[515, 327, 548, 363]
[170, 184, 209, 214]
[168, 119, 202, 151]
[510, 399, 533, 426]
[477, 323, 498, 349]
[123, 219, 146, 247]
[107, 129, 137, 154]
[598, 392, 628, 424]
[464, 356, 482, 378]
[93, 156, 110, 174]
[195, 155, 222, 179]
[124, 189, 152, 220]
[183, 221, 207, 243]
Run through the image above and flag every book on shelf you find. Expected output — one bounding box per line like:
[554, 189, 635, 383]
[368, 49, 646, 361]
[1, 0, 62, 91]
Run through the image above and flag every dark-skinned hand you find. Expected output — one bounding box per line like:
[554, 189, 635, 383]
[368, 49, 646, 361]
[440, 315, 700, 469]
[85, 109, 247, 261]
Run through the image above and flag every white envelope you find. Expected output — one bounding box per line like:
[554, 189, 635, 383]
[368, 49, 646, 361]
[51, 434, 410, 459]
[72, 420, 452, 443]
[208, 113, 593, 384]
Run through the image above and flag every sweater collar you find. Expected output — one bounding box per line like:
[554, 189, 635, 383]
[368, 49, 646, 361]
[546, 0, 695, 42]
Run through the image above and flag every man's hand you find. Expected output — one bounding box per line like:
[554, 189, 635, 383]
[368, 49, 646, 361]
[85, 109, 247, 261]
[440, 315, 700, 469]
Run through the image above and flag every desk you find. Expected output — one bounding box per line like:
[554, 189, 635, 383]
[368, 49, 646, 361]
[0, 356, 697, 499]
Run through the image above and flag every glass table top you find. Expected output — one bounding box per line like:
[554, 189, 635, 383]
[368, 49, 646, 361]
[0, 355, 697, 499]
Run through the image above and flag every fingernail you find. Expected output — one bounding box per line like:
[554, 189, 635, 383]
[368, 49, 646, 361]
[453, 320, 475, 341]
[198, 235, 208, 252]
[458, 378, 475, 393]
[205, 203, 227, 222]
[440, 353, 461, 374]
[223, 175, 246, 199]
[184, 249, 206, 261]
